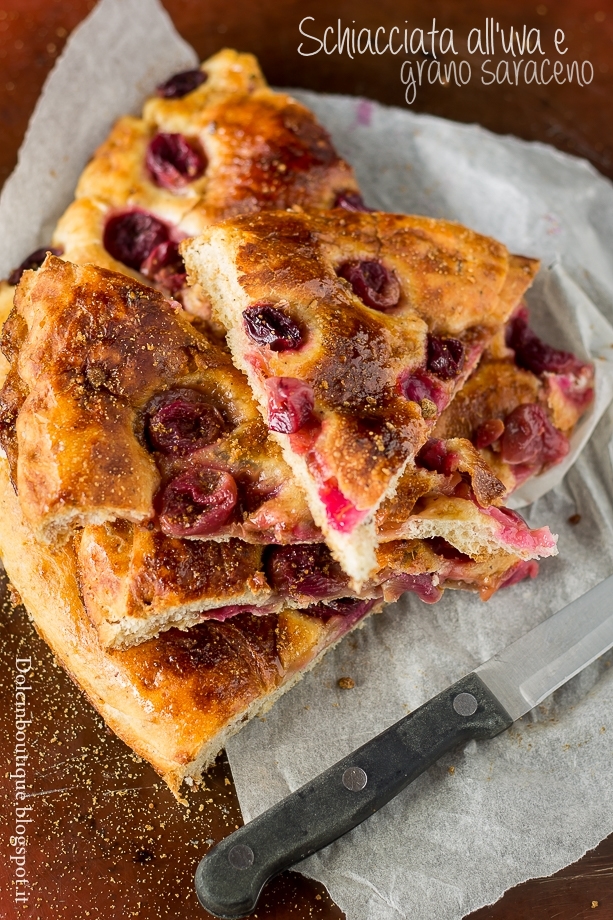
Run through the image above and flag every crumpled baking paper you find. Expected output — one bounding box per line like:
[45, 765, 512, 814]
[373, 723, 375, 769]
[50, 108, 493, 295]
[2, 1, 613, 918]
[228, 92, 613, 918]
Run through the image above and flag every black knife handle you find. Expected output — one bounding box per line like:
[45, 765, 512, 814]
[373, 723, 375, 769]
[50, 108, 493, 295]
[195, 672, 512, 918]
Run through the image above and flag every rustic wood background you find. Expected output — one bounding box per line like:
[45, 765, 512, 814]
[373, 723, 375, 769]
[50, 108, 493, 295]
[0, 1, 612, 918]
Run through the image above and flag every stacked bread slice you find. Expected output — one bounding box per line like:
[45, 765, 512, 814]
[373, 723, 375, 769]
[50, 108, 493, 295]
[181, 210, 549, 584]
[0, 51, 593, 794]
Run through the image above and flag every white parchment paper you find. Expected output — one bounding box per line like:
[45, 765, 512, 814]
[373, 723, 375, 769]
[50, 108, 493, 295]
[2, 1, 613, 918]
[0, 0, 197, 276]
[228, 92, 613, 918]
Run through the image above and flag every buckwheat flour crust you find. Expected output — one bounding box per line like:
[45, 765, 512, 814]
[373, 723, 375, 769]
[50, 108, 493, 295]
[0, 257, 314, 547]
[0, 457, 380, 795]
[49, 48, 362, 319]
[182, 210, 540, 584]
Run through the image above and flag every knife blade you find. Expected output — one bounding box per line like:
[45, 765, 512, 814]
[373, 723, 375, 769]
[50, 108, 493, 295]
[195, 574, 613, 919]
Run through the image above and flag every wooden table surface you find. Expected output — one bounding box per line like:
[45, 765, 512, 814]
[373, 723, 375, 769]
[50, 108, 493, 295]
[1, 1, 612, 918]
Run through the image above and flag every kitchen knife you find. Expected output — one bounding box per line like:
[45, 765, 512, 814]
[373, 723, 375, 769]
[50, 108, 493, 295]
[195, 574, 613, 918]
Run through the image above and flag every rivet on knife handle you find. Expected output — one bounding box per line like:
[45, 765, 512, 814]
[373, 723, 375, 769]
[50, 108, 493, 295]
[194, 673, 512, 918]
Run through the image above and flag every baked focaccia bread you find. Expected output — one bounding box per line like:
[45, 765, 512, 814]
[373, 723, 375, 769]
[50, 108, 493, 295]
[47, 49, 362, 316]
[75, 47, 360, 223]
[0, 457, 381, 795]
[0, 262, 556, 792]
[434, 306, 594, 491]
[1, 48, 365, 331]
[0, 450, 553, 795]
[0, 256, 556, 651]
[0, 47, 586, 796]
[182, 209, 540, 584]
[0, 257, 318, 547]
[66, 353, 556, 650]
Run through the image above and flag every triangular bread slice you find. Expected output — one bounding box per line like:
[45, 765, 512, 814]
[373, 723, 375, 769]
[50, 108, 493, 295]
[376, 437, 557, 560]
[182, 210, 539, 585]
[77, 525, 276, 648]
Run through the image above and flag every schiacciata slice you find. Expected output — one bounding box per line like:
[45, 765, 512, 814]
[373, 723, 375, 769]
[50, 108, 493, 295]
[76, 488, 557, 651]
[0, 257, 317, 546]
[0, 456, 383, 796]
[72, 414, 556, 653]
[1, 48, 366, 337]
[182, 209, 539, 586]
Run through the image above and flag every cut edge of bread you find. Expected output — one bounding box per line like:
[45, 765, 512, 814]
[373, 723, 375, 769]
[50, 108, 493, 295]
[33, 506, 152, 547]
[0, 458, 382, 798]
[182, 232, 389, 588]
[396, 497, 558, 561]
[92, 590, 280, 650]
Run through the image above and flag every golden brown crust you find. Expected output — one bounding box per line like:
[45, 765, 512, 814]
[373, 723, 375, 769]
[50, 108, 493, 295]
[442, 437, 506, 506]
[2, 51, 359, 342]
[434, 359, 541, 442]
[497, 255, 540, 316]
[77, 491, 554, 653]
[174, 90, 357, 226]
[75, 116, 200, 226]
[0, 48, 565, 795]
[376, 467, 453, 535]
[77, 523, 274, 648]
[0, 457, 377, 793]
[376, 437, 506, 537]
[182, 209, 538, 582]
[0, 363, 27, 485]
[12, 262, 160, 537]
[77, 49, 358, 225]
[316, 212, 534, 334]
[1, 257, 316, 545]
[47, 48, 360, 319]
